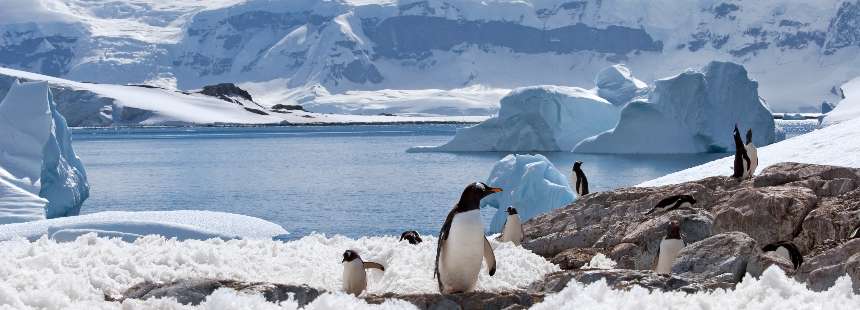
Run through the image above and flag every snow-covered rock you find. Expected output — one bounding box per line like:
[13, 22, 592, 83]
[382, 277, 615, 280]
[0, 210, 287, 241]
[575, 61, 775, 154]
[411, 86, 620, 152]
[0, 80, 88, 223]
[822, 76, 860, 127]
[595, 64, 648, 106]
[481, 154, 574, 234]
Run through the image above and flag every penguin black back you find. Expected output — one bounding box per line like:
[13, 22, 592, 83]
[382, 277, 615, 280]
[572, 161, 589, 196]
[732, 125, 750, 179]
[400, 230, 423, 244]
[746, 128, 753, 145]
[762, 241, 803, 269]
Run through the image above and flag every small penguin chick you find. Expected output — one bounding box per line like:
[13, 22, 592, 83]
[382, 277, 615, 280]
[341, 250, 385, 295]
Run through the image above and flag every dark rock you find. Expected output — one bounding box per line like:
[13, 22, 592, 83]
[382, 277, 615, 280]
[528, 269, 731, 295]
[117, 279, 322, 306]
[550, 248, 601, 270]
[366, 291, 541, 310]
[271, 104, 306, 111]
[199, 83, 254, 104]
[795, 239, 860, 292]
[711, 186, 817, 246]
[244, 107, 269, 115]
[671, 232, 760, 283]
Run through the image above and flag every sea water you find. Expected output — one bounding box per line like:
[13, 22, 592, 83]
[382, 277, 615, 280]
[72, 125, 724, 239]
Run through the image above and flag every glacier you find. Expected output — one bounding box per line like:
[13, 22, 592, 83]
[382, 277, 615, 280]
[0, 80, 88, 223]
[575, 61, 775, 154]
[822, 76, 860, 127]
[480, 154, 575, 234]
[411, 85, 620, 152]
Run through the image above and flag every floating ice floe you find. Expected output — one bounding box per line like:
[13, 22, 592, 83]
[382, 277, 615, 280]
[410, 85, 620, 152]
[575, 61, 775, 154]
[481, 154, 574, 233]
[0, 80, 88, 224]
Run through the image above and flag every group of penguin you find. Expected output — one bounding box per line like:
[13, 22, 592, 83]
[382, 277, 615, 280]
[341, 182, 526, 295]
[341, 125, 860, 296]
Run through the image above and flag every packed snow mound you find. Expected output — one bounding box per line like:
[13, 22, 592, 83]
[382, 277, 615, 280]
[532, 267, 859, 310]
[411, 86, 620, 152]
[0, 210, 287, 241]
[575, 61, 775, 154]
[595, 64, 648, 105]
[822, 76, 860, 127]
[0, 80, 88, 223]
[480, 154, 574, 234]
[640, 111, 860, 187]
[0, 233, 556, 309]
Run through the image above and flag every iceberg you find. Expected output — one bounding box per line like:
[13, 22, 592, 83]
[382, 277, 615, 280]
[575, 61, 775, 154]
[481, 154, 575, 233]
[0, 79, 88, 223]
[411, 86, 620, 152]
[595, 64, 648, 106]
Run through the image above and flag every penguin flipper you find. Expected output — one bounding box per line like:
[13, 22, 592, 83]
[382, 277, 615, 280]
[363, 262, 385, 271]
[483, 237, 496, 276]
[434, 208, 456, 292]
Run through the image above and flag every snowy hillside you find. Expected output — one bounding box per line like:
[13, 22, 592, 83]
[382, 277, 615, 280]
[1, 0, 860, 113]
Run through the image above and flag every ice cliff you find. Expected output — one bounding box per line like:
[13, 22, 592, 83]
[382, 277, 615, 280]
[0, 80, 88, 224]
[575, 61, 775, 154]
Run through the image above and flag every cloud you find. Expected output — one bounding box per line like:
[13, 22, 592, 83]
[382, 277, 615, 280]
[0, 0, 76, 25]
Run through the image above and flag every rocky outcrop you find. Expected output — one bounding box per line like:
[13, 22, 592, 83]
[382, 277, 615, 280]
[199, 83, 254, 104]
[528, 268, 733, 295]
[113, 279, 322, 306]
[523, 162, 860, 292]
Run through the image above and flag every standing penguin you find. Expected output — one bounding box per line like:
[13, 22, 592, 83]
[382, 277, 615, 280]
[497, 207, 524, 246]
[435, 182, 501, 293]
[743, 128, 758, 179]
[570, 161, 589, 197]
[341, 250, 385, 295]
[654, 221, 686, 275]
[400, 230, 423, 244]
[762, 241, 803, 269]
[644, 195, 697, 215]
[732, 125, 751, 179]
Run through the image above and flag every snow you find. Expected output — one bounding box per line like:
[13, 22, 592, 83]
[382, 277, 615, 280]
[575, 62, 775, 154]
[582, 253, 617, 270]
[411, 86, 620, 152]
[480, 154, 575, 234]
[0, 232, 555, 309]
[822, 76, 860, 127]
[0, 210, 287, 241]
[533, 266, 859, 310]
[595, 64, 648, 106]
[0, 80, 89, 223]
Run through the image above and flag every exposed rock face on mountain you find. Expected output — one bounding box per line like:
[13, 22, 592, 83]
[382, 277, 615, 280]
[523, 162, 860, 292]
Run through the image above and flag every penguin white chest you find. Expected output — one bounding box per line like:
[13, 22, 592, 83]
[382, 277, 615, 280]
[440, 210, 485, 293]
[655, 239, 684, 274]
[774, 246, 791, 261]
[342, 259, 367, 295]
[501, 215, 523, 245]
[744, 144, 758, 178]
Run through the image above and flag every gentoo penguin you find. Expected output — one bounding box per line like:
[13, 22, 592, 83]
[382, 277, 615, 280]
[654, 221, 686, 275]
[732, 125, 751, 179]
[341, 250, 385, 295]
[743, 128, 758, 179]
[435, 182, 501, 293]
[644, 195, 697, 215]
[400, 230, 423, 244]
[762, 241, 803, 269]
[497, 207, 524, 246]
[850, 223, 860, 239]
[570, 161, 589, 197]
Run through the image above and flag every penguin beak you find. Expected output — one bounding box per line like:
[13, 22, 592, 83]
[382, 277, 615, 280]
[488, 187, 503, 193]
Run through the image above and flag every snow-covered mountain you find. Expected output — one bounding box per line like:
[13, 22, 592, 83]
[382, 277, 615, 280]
[2, 0, 860, 113]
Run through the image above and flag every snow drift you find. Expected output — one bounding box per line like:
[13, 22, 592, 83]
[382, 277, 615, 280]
[0, 80, 88, 224]
[0, 210, 287, 241]
[411, 86, 619, 152]
[0, 233, 556, 309]
[481, 154, 574, 234]
[822, 76, 860, 127]
[575, 61, 775, 154]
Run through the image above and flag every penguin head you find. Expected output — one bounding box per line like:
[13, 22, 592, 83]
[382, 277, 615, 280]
[506, 207, 518, 215]
[342, 250, 360, 263]
[457, 182, 502, 211]
[666, 221, 682, 239]
[573, 161, 583, 170]
[400, 230, 422, 244]
[745, 128, 753, 145]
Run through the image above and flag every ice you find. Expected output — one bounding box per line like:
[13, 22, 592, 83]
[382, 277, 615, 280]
[0, 80, 89, 223]
[595, 64, 648, 106]
[480, 154, 575, 233]
[0, 210, 287, 241]
[533, 266, 859, 309]
[821, 76, 860, 127]
[0, 232, 556, 309]
[411, 86, 620, 152]
[582, 253, 618, 270]
[575, 62, 775, 154]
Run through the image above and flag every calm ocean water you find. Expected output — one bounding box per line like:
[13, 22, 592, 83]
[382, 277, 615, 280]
[71, 125, 724, 240]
